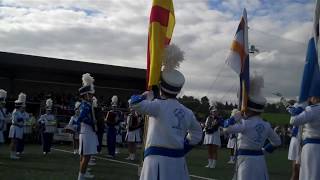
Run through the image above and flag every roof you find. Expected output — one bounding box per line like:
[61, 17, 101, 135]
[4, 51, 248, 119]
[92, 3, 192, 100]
[0, 51, 146, 80]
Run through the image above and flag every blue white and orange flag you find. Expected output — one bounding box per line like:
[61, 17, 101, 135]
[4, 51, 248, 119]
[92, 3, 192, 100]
[226, 9, 250, 111]
[146, 0, 175, 90]
[299, 1, 320, 103]
[314, 0, 320, 64]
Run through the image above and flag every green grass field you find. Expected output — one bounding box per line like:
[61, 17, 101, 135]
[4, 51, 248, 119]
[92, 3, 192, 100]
[0, 144, 291, 180]
[262, 113, 290, 125]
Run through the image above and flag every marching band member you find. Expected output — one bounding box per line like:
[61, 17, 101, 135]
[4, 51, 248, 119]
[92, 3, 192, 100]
[16, 98, 29, 155]
[226, 109, 238, 164]
[38, 98, 56, 155]
[130, 44, 203, 180]
[125, 108, 142, 161]
[203, 106, 223, 168]
[223, 74, 281, 180]
[77, 73, 98, 180]
[67, 101, 81, 154]
[286, 100, 303, 180]
[105, 95, 121, 158]
[9, 93, 27, 159]
[289, 80, 320, 180]
[288, 125, 301, 180]
[93, 97, 104, 154]
[0, 89, 7, 145]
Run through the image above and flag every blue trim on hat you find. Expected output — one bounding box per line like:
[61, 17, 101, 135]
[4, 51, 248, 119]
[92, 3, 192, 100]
[15, 102, 23, 107]
[79, 85, 92, 94]
[144, 146, 185, 159]
[247, 99, 264, 110]
[160, 76, 182, 94]
[236, 149, 263, 156]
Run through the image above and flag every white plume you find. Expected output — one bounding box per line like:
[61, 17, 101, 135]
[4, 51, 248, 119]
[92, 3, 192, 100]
[82, 73, 95, 86]
[0, 89, 7, 98]
[92, 96, 98, 108]
[74, 101, 81, 110]
[46, 98, 53, 108]
[231, 109, 240, 117]
[111, 95, 118, 106]
[162, 44, 184, 71]
[250, 73, 264, 96]
[17, 92, 26, 103]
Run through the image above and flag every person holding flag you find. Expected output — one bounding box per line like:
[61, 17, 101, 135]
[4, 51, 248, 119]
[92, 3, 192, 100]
[130, 44, 203, 180]
[288, 4, 320, 177]
[223, 74, 281, 180]
[224, 8, 281, 180]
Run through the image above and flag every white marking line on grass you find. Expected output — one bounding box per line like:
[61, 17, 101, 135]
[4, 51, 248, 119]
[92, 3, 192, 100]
[52, 148, 217, 180]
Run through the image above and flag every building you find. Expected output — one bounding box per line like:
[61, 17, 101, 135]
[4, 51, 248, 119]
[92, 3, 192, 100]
[0, 51, 146, 114]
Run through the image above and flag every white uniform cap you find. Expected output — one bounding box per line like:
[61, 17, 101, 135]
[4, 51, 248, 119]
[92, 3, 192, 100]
[0, 89, 7, 102]
[46, 98, 53, 110]
[15, 92, 27, 107]
[111, 95, 118, 107]
[160, 69, 185, 95]
[160, 44, 185, 95]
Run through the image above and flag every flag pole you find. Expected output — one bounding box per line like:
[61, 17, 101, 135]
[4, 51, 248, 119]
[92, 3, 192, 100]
[138, 0, 175, 176]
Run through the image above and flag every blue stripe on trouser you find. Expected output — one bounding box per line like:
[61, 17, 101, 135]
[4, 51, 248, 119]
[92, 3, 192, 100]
[144, 146, 185, 158]
[302, 138, 320, 146]
[236, 149, 263, 156]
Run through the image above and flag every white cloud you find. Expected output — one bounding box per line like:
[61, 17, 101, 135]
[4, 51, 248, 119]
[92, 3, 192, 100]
[0, 0, 315, 104]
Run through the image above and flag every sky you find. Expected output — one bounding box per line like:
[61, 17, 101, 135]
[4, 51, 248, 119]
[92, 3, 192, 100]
[0, 0, 316, 104]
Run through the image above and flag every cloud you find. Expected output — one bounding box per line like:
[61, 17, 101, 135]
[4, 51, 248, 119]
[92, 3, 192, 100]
[0, 0, 315, 104]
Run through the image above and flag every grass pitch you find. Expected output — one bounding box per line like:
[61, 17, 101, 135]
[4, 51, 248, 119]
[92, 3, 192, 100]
[0, 144, 291, 180]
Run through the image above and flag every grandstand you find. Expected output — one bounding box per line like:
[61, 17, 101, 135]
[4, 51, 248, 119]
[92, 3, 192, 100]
[0, 51, 146, 113]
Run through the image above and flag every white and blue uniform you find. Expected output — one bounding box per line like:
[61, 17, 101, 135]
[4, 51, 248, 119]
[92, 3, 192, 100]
[288, 126, 301, 162]
[290, 103, 320, 180]
[16, 111, 29, 153]
[77, 101, 98, 155]
[126, 113, 141, 143]
[225, 116, 281, 180]
[38, 113, 56, 153]
[68, 115, 80, 139]
[132, 98, 203, 180]
[203, 116, 222, 146]
[227, 133, 237, 149]
[8, 109, 24, 140]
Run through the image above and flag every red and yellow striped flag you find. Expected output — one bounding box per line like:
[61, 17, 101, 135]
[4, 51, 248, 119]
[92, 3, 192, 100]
[146, 0, 175, 90]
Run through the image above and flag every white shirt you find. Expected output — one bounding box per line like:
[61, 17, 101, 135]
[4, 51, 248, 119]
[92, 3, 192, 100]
[68, 115, 80, 132]
[290, 103, 320, 140]
[132, 98, 203, 149]
[11, 109, 24, 127]
[38, 114, 56, 133]
[225, 115, 281, 150]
